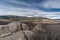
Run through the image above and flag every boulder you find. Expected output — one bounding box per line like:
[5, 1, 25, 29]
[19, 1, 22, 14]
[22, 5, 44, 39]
[32, 24, 49, 40]
[23, 30, 39, 40]
[9, 22, 18, 32]
[17, 30, 39, 40]
[32, 24, 43, 34]
[21, 23, 29, 30]
[16, 31, 26, 40]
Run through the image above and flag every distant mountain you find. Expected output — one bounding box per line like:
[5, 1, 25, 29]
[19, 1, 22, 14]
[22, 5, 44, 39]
[0, 15, 28, 19]
[0, 15, 49, 19]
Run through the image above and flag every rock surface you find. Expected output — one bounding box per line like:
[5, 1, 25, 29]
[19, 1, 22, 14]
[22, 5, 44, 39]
[0, 21, 60, 40]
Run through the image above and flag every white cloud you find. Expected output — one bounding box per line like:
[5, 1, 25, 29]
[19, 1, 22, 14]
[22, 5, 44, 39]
[0, 7, 60, 19]
[0, 0, 60, 19]
[43, 0, 60, 8]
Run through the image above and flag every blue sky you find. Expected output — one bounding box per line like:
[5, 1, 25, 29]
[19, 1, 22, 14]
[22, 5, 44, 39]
[0, 0, 60, 19]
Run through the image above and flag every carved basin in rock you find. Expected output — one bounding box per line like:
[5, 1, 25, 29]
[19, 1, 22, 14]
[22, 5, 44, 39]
[0, 21, 12, 37]
[0, 21, 22, 37]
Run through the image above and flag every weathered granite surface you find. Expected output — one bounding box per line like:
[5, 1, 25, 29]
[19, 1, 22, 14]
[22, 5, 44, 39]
[0, 21, 60, 40]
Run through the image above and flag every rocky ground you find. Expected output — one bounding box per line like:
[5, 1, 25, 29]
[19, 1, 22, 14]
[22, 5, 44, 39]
[0, 20, 60, 40]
